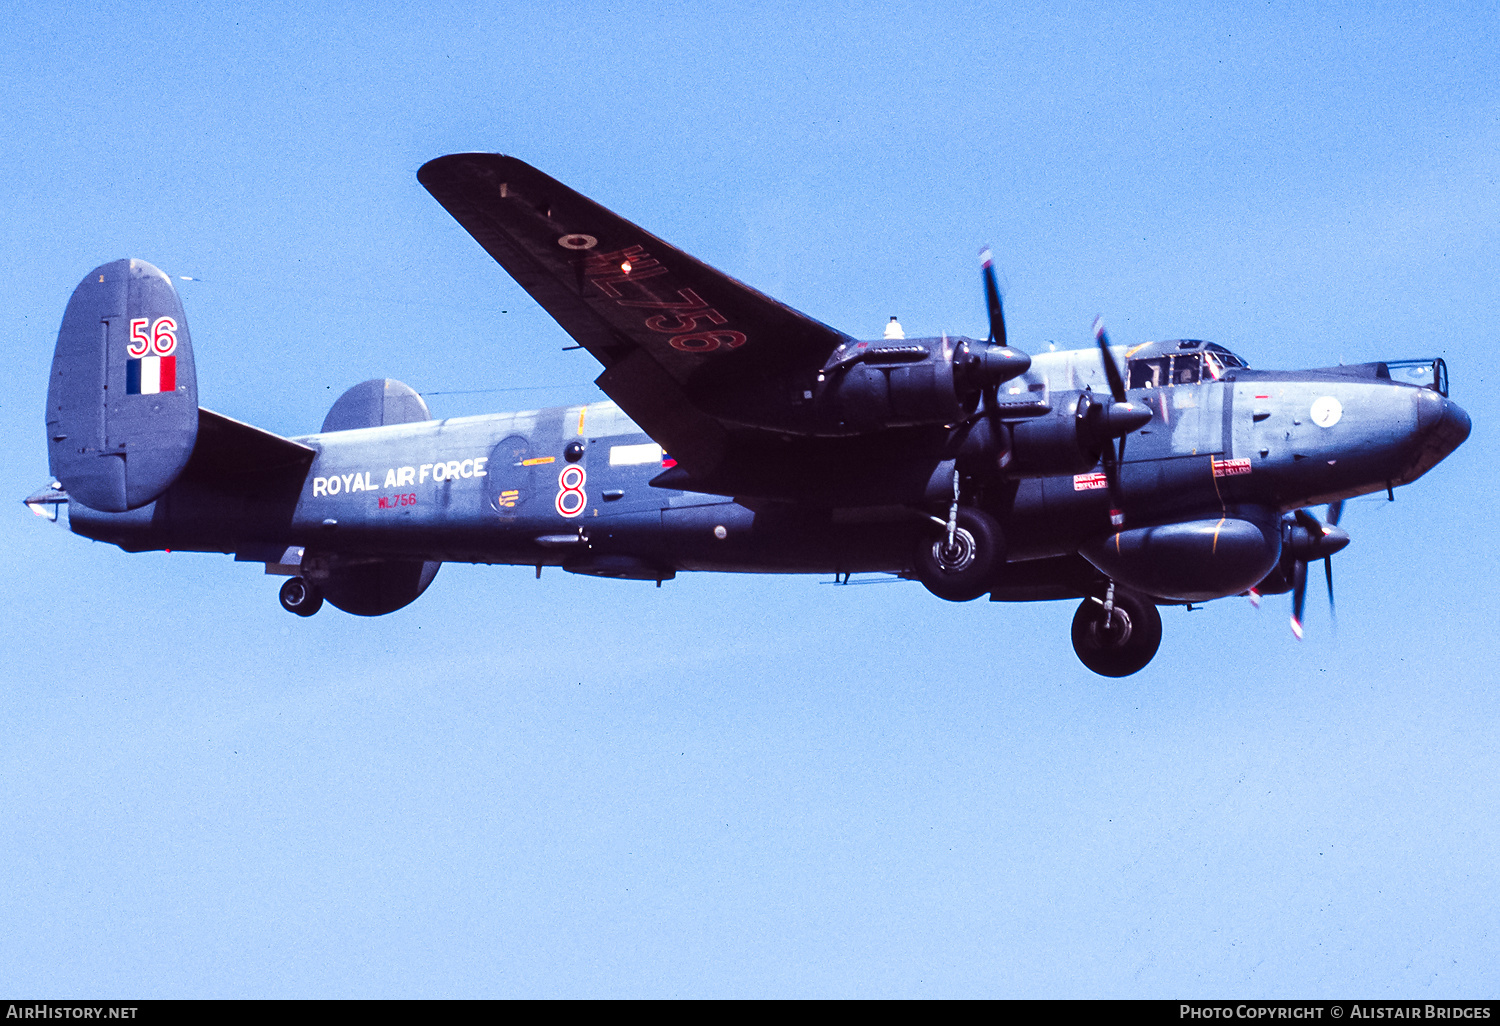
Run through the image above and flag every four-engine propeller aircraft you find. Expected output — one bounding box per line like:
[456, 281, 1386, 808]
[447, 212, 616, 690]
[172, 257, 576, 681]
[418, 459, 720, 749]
[28, 153, 1472, 675]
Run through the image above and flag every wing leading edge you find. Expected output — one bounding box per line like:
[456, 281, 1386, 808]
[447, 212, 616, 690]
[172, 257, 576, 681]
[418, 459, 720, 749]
[418, 154, 854, 476]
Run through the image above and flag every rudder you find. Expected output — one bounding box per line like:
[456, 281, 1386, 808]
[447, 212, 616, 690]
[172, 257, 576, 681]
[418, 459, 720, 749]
[45, 259, 199, 511]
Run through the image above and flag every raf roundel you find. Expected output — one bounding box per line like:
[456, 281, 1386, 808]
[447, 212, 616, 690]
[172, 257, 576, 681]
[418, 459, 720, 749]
[558, 234, 598, 250]
[1311, 396, 1343, 428]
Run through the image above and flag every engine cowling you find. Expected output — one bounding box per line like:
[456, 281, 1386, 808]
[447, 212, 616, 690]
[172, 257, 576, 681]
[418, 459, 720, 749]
[1005, 394, 1102, 476]
[824, 344, 974, 430]
[819, 337, 1029, 433]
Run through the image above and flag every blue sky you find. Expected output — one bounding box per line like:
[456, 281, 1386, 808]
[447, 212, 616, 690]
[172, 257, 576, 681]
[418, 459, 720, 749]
[2, 0, 1497, 997]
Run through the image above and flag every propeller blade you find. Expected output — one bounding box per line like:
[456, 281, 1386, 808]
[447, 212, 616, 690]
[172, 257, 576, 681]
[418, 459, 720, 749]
[1092, 317, 1128, 403]
[980, 247, 1006, 348]
[1085, 321, 1143, 527]
[1111, 435, 1129, 526]
[1323, 500, 1342, 620]
[1290, 559, 1308, 639]
[1100, 449, 1125, 528]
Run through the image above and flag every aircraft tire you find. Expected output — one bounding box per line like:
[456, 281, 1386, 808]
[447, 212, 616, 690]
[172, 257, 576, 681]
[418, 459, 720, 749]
[1071, 588, 1161, 677]
[279, 576, 324, 617]
[914, 506, 1003, 602]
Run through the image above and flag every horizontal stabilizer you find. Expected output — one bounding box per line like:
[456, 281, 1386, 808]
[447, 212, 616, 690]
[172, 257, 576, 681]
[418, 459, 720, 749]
[179, 408, 315, 489]
[322, 378, 431, 432]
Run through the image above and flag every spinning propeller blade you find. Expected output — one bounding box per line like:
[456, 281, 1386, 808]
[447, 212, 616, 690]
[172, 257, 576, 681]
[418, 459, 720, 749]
[1324, 500, 1342, 613]
[1093, 317, 1128, 403]
[1290, 558, 1308, 640]
[1091, 318, 1143, 526]
[958, 248, 1031, 430]
[981, 248, 1006, 349]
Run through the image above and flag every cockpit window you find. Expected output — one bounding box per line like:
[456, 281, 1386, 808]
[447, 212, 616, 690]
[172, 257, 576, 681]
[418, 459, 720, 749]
[1128, 357, 1168, 389]
[1128, 353, 1202, 388]
[1203, 344, 1245, 369]
[1128, 346, 1246, 389]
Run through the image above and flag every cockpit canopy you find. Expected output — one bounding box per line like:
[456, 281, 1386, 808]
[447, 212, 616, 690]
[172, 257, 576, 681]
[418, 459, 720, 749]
[1125, 340, 1246, 390]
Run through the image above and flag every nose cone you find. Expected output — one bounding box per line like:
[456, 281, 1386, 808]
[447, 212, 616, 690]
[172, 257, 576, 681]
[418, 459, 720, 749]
[1406, 389, 1471, 482]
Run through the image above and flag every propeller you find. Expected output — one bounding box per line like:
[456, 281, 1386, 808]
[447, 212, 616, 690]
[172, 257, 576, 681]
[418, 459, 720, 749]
[950, 249, 1031, 441]
[951, 253, 1147, 529]
[1088, 318, 1153, 527]
[1287, 504, 1350, 639]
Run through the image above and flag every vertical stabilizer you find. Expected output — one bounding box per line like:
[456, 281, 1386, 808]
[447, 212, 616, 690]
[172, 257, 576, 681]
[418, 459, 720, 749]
[46, 260, 199, 511]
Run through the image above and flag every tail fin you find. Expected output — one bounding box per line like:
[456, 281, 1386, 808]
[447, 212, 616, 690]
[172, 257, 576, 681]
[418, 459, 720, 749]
[46, 259, 199, 511]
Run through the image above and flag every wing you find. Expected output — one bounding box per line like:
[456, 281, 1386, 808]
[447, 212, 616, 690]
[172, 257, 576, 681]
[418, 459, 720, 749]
[418, 154, 854, 475]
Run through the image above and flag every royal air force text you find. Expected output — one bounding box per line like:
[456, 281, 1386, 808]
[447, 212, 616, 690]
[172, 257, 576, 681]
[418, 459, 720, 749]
[311, 458, 489, 498]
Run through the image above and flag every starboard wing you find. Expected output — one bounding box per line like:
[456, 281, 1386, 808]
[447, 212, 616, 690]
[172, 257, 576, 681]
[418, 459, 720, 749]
[418, 153, 854, 475]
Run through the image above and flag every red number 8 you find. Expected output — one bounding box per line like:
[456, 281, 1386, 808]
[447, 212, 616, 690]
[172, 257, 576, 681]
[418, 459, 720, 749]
[555, 465, 587, 518]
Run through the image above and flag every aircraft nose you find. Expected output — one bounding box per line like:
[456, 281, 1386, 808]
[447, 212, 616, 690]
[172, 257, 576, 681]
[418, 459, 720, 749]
[1403, 387, 1471, 482]
[1416, 388, 1471, 455]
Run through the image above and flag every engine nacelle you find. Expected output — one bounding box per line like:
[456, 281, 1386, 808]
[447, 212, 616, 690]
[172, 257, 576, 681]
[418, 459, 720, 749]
[825, 349, 974, 430]
[817, 336, 1032, 434]
[1005, 395, 1100, 476]
[1078, 509, 1282, 603]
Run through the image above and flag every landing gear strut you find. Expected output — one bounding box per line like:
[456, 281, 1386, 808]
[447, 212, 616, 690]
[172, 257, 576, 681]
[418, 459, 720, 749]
[1071, 585, 1161, 677]
[279, 576, 323, 617]
[914, 505, 1004, 602]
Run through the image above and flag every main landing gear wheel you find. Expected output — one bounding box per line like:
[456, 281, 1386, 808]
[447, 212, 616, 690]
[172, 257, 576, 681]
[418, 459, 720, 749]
[279, 576, 323, 617]
[914, 506, 1003, 602]
[1071, 587, 1161, 677]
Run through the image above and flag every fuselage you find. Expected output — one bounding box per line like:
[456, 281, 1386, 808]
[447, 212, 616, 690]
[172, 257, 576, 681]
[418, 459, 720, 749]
[66, 344, 1471, 594]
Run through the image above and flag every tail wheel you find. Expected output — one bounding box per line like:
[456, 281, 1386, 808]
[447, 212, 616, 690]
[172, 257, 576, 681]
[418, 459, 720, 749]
[279, 576, 323, 617]
[914, 506, 1003, 602]
[1071, 587, 1161, 677]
